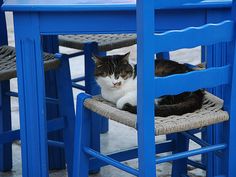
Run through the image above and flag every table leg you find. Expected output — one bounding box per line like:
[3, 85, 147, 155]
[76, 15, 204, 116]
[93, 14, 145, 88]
[14, 12, 49, 177]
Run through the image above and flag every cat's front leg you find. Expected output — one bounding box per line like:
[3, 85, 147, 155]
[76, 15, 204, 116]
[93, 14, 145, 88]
[116, 91, 137, 110]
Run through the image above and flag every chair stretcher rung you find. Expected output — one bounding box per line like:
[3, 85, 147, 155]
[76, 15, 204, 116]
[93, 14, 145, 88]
[48, 140, 64, 148]
[66, 51, 84, 58]
[47, 117, 65, 132]
[0, 129, 20, 144]
[187, 159, 206, 170]
[90, 140, 174, 168]
[84, 147, 139, 176]
[72, 83, 86, 90]
[71, 76, 85, 82]
[5, 91, 60, 104]
[181, 132, 223, 158]
[156, 144, 226, 164]
[0, 118, 64, 144]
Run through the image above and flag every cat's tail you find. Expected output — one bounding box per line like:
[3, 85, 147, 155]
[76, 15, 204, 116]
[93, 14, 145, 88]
[155, 91, 204, 117]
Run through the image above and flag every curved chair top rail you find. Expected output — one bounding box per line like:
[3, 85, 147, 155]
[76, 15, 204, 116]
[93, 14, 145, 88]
[154, 20, 234, 53]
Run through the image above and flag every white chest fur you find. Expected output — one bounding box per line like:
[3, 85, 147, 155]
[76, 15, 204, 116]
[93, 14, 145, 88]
[99, 77, 137, 105]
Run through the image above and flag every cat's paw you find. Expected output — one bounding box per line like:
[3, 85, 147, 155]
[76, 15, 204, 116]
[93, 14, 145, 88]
[116, 99, 127, 109]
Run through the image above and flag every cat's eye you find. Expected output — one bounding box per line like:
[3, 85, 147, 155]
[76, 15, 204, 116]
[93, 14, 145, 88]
[102, 73, 108, 77]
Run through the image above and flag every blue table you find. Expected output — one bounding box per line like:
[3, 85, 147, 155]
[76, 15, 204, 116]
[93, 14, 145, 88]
[2, 0, 232, 177]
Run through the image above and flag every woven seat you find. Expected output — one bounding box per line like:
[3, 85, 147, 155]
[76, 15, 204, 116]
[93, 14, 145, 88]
[0, 45, 60, 81]
[58, 34, 136, 51]
[84, 92, 229, 135]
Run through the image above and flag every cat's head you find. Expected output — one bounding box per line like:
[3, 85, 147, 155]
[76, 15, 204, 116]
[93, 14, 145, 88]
[92, 52, 134, 89]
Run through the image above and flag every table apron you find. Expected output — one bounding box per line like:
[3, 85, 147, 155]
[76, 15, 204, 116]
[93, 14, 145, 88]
[16, 8, 231, 35]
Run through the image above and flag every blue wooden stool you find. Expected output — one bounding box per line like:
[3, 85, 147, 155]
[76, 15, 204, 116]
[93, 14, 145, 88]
[72, 0, 236, 177]
[0, 6, 75, 173]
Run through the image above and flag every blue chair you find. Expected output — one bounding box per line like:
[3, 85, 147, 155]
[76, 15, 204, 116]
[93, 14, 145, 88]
[72, 0, 236, 177]
[59, 34, 170, 136]
[0, 2, 75, 173]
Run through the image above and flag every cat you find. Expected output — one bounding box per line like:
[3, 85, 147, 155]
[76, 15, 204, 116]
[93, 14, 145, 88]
[93, 52, 204, 117]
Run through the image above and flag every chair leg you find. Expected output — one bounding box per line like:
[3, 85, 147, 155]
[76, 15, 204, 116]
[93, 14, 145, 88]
[56, 57, 76, 177]
[84, 43, 109, 134]
[223, 115, 236, 177]
[45, 70, 66, 170]
[204, 126, 215, 177]
[171, 133, 189, 177]
[73, 93, 91, 177]
[0, 80, 12, 172]
[43, 35, 66, 170]
[83, 43, 103, 173]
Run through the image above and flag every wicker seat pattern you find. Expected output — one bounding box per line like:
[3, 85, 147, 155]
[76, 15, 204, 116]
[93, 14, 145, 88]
[84, 92, 229, 135]
[0, 45, 60, 81]
[58, 34, 137, 51]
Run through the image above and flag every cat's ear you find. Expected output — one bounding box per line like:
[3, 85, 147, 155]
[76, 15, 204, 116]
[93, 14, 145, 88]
[122, 52, 130, 61]
[92, 54, 103, 64]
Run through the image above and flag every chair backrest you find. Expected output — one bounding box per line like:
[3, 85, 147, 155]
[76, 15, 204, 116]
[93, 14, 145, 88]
[136, 0, 236, 109]
[0, 0, 8, 46]
[138, 0, 235, 97]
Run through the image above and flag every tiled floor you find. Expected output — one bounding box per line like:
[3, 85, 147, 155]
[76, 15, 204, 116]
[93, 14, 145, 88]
[0, 13, 206, 177]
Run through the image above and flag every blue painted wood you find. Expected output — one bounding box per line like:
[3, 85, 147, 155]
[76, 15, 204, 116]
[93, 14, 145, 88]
[0, 0, 12, 171]
[48, 140, 64, 148]
[2, 0, 232, 11]
[206, 11, 231, 176]
[0, 130, 19, 144]
[0, 81, 12, 171]
[47, 118, 65, 132]
[171, 133, 188, 177]
[155, 0, 201, 9]
[136, 0, 156, 177]
[33, 9, 230, 35]
[71, 76, 85, 82]
[89, 140, 174, 169]
[14, 12, 49, 177]
[5, 91, 60, 104]
[187, 159, 206, 170]
[55, 55, 75, 177]
[154, 0, 232, 9]
[154, 20, 233, 53]
[84, 147, 139, 176]
[42, 35, 66, 170]
[0, 118, 67, 146]
[0, 0, 8, 47]
[156, 144, 227, 164]
[90, 50, 108, 134]
[83, 43, 106, 173]
[221, 2, 236, 175]
[155, 65, 230, 97]
[73, 93, 91, 177]
[67, 51, 84, 58]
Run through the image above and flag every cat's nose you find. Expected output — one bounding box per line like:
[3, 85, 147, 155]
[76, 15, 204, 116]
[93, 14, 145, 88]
[113, 81, 121, 87]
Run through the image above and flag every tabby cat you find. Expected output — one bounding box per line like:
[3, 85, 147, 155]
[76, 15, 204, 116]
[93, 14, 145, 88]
[93, 52, 204, 117]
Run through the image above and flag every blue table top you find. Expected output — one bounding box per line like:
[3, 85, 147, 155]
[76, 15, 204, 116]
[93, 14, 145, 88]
[2, 0, 232, 11]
